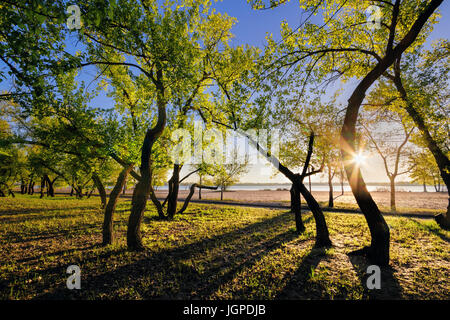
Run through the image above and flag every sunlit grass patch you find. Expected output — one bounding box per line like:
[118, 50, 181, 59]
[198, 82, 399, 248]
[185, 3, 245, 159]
[0, 196, 448, 300]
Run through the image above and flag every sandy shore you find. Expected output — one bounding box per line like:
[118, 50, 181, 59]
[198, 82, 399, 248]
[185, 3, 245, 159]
[153, 189, 448, 211]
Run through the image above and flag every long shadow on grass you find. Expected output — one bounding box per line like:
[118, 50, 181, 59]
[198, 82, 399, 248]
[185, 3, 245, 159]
[349, 255, 403, 299]
[34, 211, 310, 299]
[6, 222, 101, 244]
[0, 206, 99, 217]
[407, 218, 449, 243]
[275, 247, 328, 299]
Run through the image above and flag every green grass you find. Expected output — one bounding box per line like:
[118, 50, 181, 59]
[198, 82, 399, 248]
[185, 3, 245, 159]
[0, 194, 448, 300]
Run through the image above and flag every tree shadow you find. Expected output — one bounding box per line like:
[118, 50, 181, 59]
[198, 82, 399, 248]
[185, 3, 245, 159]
[275, 246, 328, 299]
[348, 254, 403, 300]
[33, 211, 312, 299]
[0, 206, 97, 217]
[408, 218, 449, 243]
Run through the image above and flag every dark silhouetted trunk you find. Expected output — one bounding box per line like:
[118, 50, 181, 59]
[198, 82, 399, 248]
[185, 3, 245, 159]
[328, 168, 334, 208]
[199, 175, 202, 199]
[290, 183, 305, 233]
[28, 180, 34, 195]
[103, 165, 133, 245]
[298, 183, 332, 247]
[423, 181, 427, 192]
[220, 186, 224, 201]
[92, 173, 107, 209]
[40, 176, 46, 198]
[166, 164, 181, 219]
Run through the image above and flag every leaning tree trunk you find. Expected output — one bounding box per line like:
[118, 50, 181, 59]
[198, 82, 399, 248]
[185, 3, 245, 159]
[178, 184, 218, 215]
[103, 165, 133, 245]
[393, 58, 450, 228]
[127, 82, 166, 251]
[297, 182, 332, 247]
[92, 173, 107, 209]
[390, 177, 396, 212]
[290, 183, 305, 233]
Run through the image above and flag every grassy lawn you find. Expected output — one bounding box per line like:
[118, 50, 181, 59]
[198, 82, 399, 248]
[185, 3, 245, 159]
[0, 195, 448, 300]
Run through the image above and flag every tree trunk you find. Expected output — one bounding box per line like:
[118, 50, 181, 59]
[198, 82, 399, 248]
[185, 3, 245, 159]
[423, 181, 427, 192]
[28, 180, 34, 195]
[40, 176, 46, 198]
[390, 177, 396, 212]
[220, 186, 224, 201]
[92, 173, 107, 209]
[199, 175, 202, 199]
[178, 184, 217, 214]
[166, 164, 181, 219]
[340, 0, 443, 265]
[308, 169, 312, 193]
[290, 183, 305, 233]
[103, 165, 133, 246]
[20, 179, 26, 194]
[297, 182, 332, 247]
[70, 187, 74, 197]
[328, 169, 334, 208]
[127, 80, 166, 251]
[392, 56, 449, 228]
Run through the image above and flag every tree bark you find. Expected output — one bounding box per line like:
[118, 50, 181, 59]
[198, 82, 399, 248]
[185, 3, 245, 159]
[92, 172, 107, 209]
[127, 76, 166, 251]
[103, 165, 133, 245]
[290, 183, 305, 233]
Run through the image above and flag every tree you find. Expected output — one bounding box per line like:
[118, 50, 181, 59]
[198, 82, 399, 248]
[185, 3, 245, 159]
[409, 149, 444, 192]
[390, 42, 449, 228]
[361, 109, 414, 212]
[213, 148, 249, 201]
[253, 0, 443, 265]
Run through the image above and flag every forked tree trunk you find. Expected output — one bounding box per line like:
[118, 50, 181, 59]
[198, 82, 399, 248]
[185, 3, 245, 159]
[92, 173, 107, 209]
[290, 183, 305, 233]
[103, 165, 133, 245]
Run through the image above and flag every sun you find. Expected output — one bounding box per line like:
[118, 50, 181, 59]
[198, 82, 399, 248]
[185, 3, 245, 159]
[352, 153, 366, 165]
